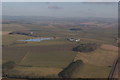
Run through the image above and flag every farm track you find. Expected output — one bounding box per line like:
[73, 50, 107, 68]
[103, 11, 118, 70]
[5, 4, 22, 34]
[19, 50, 31, 64]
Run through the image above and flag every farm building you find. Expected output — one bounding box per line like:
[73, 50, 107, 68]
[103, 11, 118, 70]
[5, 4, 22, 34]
[67, 38, 80, 42]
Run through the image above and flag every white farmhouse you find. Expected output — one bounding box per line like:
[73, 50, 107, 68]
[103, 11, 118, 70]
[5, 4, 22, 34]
[67, 38, 80, 42]
[75, 39, 80, 42]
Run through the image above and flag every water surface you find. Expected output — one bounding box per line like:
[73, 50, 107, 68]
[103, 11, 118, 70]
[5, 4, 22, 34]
[19, 38, 52, 42]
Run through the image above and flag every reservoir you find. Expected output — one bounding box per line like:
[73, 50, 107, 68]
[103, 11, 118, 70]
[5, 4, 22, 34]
[19, 38, 52, 42]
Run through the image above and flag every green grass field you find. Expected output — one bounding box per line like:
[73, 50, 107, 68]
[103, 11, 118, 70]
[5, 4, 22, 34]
[3, 35, 77, 68]
[2, 34, 33, 46]
[20, 49, 76, 68]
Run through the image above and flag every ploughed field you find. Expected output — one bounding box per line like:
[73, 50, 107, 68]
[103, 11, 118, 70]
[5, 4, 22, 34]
[2, 22, 118, 78]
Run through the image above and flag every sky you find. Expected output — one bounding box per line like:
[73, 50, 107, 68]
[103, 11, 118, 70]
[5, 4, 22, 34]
[1, 0, 119, 2]
[2, 2, 118, 18]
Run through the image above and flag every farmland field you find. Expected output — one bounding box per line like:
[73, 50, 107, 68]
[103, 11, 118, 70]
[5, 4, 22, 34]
[72, 64, 111, 78]
[74, 48, 118, 66]
[2, 17, 118, 78]
[19, 44, 77, 68]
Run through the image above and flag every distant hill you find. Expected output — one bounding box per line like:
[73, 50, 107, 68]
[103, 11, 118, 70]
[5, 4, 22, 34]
[2, 15, 117, 23]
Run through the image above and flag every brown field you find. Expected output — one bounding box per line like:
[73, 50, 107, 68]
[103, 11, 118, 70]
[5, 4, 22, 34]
[79, 22, 96, 25]
[2, 31, 10, 35]
[72, 64, 111, 78]
[71, 44, 118, 78]
[74, 48, 118, 66]
[101, 44, 118, 51]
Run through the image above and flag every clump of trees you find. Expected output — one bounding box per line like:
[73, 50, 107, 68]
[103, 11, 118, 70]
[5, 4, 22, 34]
[9, 31, 39, 37]
[58, 60, 83, 78]
[70, 28, 83, 31]
[73, 43, 98, 53]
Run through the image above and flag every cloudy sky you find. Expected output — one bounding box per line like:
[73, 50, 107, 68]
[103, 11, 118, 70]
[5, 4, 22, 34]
[2, 2, 118, 18]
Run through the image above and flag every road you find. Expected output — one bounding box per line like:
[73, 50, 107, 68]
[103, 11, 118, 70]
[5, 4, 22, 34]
[108, 57, 119, 80]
